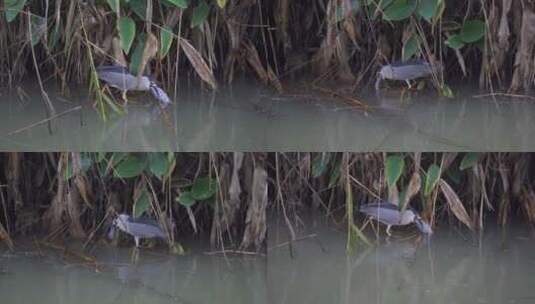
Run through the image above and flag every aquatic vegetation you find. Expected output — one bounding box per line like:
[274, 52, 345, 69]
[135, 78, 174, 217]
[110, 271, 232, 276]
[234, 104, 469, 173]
[0, 152, 268, 253]
[1, 0, 533, 104]
[1, 152, 534, 252]
[271, 152, 535, 251]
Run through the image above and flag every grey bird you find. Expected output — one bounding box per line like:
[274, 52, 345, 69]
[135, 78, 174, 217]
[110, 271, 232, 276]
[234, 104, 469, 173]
[108, 214, 168, 248]
[96, 65, 171, 107]
[375, 59, 440, 91]
[359, 202, 433, 236]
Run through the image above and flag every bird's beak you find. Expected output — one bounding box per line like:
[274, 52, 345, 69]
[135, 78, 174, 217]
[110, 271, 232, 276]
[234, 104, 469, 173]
[107, 225, 116, 239]
[149, 84, 171, 107]
[415, 217, 433, 235]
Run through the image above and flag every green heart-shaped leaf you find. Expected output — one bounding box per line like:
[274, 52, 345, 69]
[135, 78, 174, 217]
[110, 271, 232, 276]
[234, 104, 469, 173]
[118, 17, 136, 54]
[191, 177, 218, 201]
[383, 0, 417, 21]
[460, 20, 486, 43]
[385, 155, 405, 189]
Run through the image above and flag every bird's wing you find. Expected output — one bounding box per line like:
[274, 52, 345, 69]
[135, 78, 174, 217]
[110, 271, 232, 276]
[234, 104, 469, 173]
[359, 201, 398, 211]
[96, 65, 130, 74]
[362, 207, 401, 224]
[130, 217, 168, 239]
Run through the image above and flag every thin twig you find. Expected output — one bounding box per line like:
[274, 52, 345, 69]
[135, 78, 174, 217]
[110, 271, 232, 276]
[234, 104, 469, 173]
[473, 92, 535, 102]
[312, 85, 371, 111]
[5, 106, 81, 136]
[203, 249, 265, 257]
[267, 233, 318, 251]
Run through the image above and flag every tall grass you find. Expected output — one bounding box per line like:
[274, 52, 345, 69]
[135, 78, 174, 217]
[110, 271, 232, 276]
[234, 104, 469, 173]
[271, 152, 535, 248]
[0, 152, 268, 253]
[1, 152, 535, 251]
[1, 0, 534, 102]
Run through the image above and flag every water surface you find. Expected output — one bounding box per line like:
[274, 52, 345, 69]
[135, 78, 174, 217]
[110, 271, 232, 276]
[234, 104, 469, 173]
[268, 217, 535, 304]
[1, 83, 535, 151]
[0, 240, 266, 304]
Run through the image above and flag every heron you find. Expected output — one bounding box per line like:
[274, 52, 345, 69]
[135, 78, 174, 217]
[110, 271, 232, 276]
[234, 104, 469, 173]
[96, 65, 171, 107]
[359, 202, 433, 236]
[375, 59, 440, 91]
[108, 214, 168, 248]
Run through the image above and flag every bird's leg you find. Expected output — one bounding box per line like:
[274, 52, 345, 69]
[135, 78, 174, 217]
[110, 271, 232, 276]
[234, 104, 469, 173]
[130, 237, 140, 264]
[384, 225, 393, 244]
[121, 90, 129, 107]
[131, 247, 140, 264]
[386, 225, 392, 237]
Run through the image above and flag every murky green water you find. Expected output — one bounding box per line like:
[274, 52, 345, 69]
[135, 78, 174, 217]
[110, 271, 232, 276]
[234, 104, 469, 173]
[0, 240, 266, 304]
[268, 217, 535, 304]
[2, 222, 534, 304]
[2, 83, 535, 151]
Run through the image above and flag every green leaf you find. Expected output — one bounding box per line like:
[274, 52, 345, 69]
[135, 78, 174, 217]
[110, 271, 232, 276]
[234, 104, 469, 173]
[367, 0, 393, 10]
[417, 0, 440, 21]
[159, 26, 174, 58]
[440, 84, 454, 98]
[460, 153, 479, 170]
[118, 17, 136, 54]
[383, 0, 417, 21]
[446, 168, 461, 185]
[176, 191, 197, 207]
[48, 20, 62, 49]
[106, 0, 120, 13]
[328, 161, 341, 188]
[191, 177, 218, 201]
[80, 153, 94, 170]
[129, 33, 146, 75]
[424, 164, 441, 196]
[460, 20, 486, 43]
[64, 153, 94, 181]
[133, 188, 151, 218]
[367, 0, 394, 20]
[128, 0, 147, 20]
[191, 1, 210, 28]
[385, 155, 405, 189]
[114, 154, 147, 178]
[97, 152, 107, 163]
[5, 0, 27, 22]
[29, 15, 47, 46]
[148, 153, 173, 177]
[312, 153, 332, 178]
[110, 152, 128, 166]
[216, 0, 227, 9]
[474, 37, 485, 51]
[165, 0, 189, 9]
[445, 34, 465, 49]
[170, 242, 185, 255]
[402, 34, 419, 61]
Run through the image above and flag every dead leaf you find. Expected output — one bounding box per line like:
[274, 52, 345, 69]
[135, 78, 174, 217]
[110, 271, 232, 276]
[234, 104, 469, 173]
[186, 206, 198, 234]
[439, 179, 474, 230]
[137, 32, 159, 79]
[112, 37, 128, 67]
[240, 167, 268, 251]
[179, 38, 218, 89]
[400, 172, 421, 211]
[510, 9, 535, 92]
